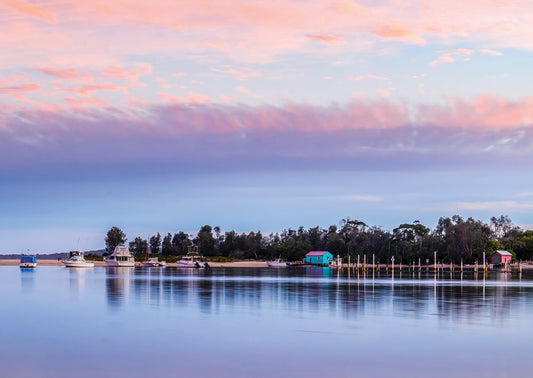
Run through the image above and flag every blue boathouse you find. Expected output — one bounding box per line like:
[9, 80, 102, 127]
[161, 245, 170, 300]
[305, 251, 333, 265]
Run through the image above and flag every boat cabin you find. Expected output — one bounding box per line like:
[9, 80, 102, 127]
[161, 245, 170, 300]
[490, 250, 513, 264]
[20, 255, 37, 264]
[305, 251, 333, 265]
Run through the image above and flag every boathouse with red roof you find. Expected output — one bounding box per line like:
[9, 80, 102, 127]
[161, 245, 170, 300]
[305, 251, 333, 265]
[490, 250, 513, 264]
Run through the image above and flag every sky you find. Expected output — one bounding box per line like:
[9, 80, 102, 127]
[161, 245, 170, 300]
[1, 0, 533, 253]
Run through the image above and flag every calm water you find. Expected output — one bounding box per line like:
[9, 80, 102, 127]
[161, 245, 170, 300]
[2, 266, 533, 377]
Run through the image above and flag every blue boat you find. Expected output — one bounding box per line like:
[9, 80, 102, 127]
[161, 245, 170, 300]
[20, 254, 38, 268]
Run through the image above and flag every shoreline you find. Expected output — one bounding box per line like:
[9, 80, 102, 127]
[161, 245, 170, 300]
[0, 259, 268, 268]
[1, 259, 532, 270]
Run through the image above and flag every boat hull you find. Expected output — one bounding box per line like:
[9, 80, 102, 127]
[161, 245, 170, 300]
[20, 262, 37, 268]
[64, 262, 94, 268]
[143, 262, 166, 267]
[267, 261, 287, 267]
[176, 262, 197, 268]
[106, 260, 135, 267]
[143, 258, 167, 267]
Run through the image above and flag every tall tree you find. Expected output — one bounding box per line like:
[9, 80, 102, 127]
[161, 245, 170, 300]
[195, 225, 216, 256]
[491, 215, 518, 240]
[172, 231, 192, 255]
[129, 237, 148, 256]
[105, 226, 127, 252]
[161, 233, 172, 255]
[149, 233, 162, 255]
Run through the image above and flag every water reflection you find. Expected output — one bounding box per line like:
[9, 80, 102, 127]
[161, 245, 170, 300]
[68, 267, 89, 298]
[5, 266, 533, 378]
[105, 267, 134, 309]
[101, 267, 533, 326]
[20, 268, 35, 291]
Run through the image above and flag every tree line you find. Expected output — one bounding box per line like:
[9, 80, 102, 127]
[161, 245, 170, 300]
[104, 215, 533, 263]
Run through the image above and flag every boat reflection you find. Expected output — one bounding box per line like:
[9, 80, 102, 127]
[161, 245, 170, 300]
[105, 267, 134, 309]
[68, 267, 89, 298]
[20, 268, 35, 291]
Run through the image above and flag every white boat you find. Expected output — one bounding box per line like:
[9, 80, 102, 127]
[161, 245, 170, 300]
[143, 257, 167, 267]
[177, 254, 203, 268]
[105, 245, 135, 267]
[267, 258, 288, 267]
[64, 251, 94, 268]
[20, 254, 38, 268]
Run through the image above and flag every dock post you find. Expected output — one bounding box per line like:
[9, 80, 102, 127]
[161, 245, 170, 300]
[474, 261, 478, 272]
[483, 252, 486, 272]
[348, 255, 350, 272]
[363, 255, 366, 271]
[434, 251, 437, 273]
[373, 254, 375, 273]
[461, 258, 463, 272]
[357, 255, 360, 271]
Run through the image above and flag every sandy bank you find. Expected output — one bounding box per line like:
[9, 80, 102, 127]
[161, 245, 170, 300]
[0, 259, 107, 266]
[0, 259, 268, 267]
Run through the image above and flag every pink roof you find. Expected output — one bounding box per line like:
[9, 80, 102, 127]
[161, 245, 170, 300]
[306, 251, 330, 256]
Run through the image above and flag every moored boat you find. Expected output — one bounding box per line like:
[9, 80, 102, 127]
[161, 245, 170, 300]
[177, 253, 203, 268]
[20, 254, 38, 268]
[143, 257, 167, 267]
[105, 245, 135, 267]
[64, 251, 94, 268]
[266, 258, 288, 267]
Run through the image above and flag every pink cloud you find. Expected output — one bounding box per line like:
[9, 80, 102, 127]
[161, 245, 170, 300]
[0, 82, 45, 106]
[418, 94, 533, 129]
[2, 0, 56, 23]
[38, 67, 95, 84]
[0, 75, 29, 84]
[63, 96, 111, 109]
[2, 93, 533, 177]
[430, 55, 456, 66]
[373, 23, 425, 44]
[39, 67, 82, 79]
[101, 65, 152, 81]
[0, 83, 41, 100]
[430, 48, 474, 66]
[237, 86, 263, 99]
[306, 34, 345, 46]
[219, 94, 232, 102]
[205, 39, 230, 52]
[62, 82, 144, 96]
[479, 49, 503, 56]
[211, 67, 262, 81]
[349, 74, 388, 81]
[159, 91, 213, 105]
[376, 87, 396, 97]
[0, 0, 531, 73]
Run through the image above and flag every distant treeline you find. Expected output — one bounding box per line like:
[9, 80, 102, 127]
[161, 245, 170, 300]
[104, 215, 533, 264]
[0, 250, 106, 260]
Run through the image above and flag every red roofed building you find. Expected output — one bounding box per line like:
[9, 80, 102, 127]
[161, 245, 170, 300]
[490, 250, 513, 264]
